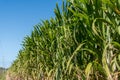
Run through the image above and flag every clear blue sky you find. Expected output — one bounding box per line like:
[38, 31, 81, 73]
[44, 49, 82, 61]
[0, 0, 61, 68]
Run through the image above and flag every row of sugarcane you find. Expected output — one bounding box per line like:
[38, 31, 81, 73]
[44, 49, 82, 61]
[8, 0, 120, 80]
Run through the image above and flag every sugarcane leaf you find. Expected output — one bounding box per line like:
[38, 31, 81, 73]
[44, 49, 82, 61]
[85, 62, 92, 77]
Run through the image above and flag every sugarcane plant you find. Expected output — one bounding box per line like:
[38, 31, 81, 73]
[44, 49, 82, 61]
[7, 0, 120, 80]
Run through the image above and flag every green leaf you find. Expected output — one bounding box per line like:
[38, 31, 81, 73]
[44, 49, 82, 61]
[117, 26, 120, 35]
[66, 43, 85, 72]
[85, 62, 92, 77]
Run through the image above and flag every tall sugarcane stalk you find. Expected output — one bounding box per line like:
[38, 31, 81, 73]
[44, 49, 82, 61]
[7, 0, 120, 80]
